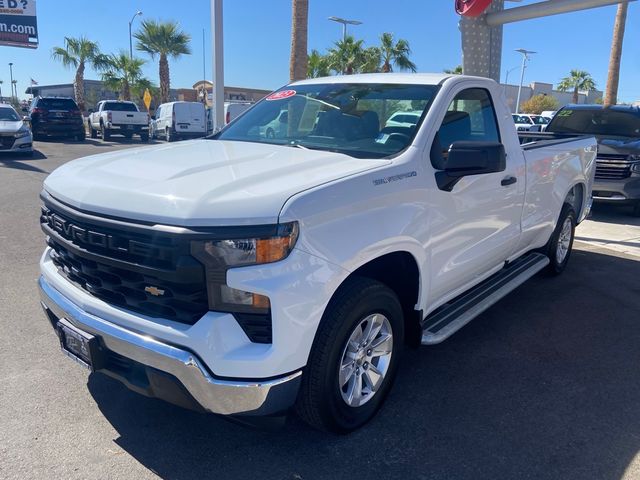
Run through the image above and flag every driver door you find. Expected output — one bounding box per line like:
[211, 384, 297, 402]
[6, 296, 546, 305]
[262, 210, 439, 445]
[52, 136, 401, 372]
[428, 86, 525, 302]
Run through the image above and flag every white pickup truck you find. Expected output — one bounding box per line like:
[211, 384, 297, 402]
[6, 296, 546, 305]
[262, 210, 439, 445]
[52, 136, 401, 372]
[39, 74, 596, 433]
[87, 100, 149, 142]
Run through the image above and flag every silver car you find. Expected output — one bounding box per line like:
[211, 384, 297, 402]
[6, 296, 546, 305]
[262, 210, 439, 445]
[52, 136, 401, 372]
[0, 103, 33, 156]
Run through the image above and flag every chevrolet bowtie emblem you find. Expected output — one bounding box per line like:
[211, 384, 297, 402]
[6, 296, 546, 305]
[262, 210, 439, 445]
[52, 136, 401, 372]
[145, 286, 165, 297]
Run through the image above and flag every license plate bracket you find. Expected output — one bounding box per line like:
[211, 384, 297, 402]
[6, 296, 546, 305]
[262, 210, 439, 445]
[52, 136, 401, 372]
[57, 319, 104, 371]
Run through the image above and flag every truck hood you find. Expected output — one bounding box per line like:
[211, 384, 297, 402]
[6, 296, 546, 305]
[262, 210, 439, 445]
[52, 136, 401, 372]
[44, 140, 388, 226]
[597, 136, 640, 156]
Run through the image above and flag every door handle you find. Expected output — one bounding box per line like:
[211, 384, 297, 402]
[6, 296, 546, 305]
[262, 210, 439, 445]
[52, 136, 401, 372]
[501, 176, 517, 186]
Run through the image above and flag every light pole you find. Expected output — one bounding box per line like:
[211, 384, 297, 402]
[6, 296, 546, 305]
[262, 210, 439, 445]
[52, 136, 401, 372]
[8, 63, 15, 100]
[328, 16, 362, 42]
[211, 0, 224, 131]
[515, 49, 536, 114]
[129, 10, 143, 59]
[0, 80, 3, 102]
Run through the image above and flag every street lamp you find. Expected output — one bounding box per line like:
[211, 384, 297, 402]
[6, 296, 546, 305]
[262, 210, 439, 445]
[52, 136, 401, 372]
[514, 48, 536, 114]
[328, 16, 362, 42]
[8, 63, 14, 100]
[129, 10, 143, 59]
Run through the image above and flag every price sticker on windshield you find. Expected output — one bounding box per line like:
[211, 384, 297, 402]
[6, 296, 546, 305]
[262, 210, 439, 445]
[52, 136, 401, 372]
[266, 90, 297, 101]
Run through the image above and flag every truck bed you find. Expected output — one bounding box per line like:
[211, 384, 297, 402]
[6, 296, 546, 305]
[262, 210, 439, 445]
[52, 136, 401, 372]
[518, 132, 593, 150]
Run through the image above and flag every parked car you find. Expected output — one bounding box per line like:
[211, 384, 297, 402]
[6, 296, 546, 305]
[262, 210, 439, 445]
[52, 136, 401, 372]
[261, 109, 288, 138]
[540, 110, 557, 120]
[88, 101, 149, 142]
[207, 102, 253, 133]
[512, 114, 541, 132]
[0, 103, 33, 155]
[546, 104, 640, 216]
[29, 96, 85, 141]
[151, 101, 207, 142]
[523, 114, 551, 131]
[385, 110, 422, 128]
[39, 73, 595, 433]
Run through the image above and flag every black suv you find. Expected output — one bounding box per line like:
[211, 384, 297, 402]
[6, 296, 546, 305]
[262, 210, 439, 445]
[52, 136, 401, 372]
[29, 97, 85, 141]
[547, 104, 640, 216]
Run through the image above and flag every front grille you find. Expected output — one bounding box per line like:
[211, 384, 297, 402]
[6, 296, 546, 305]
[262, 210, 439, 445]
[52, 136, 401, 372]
[595, 154, 632, 180]
[41, 201, 209, 324]
[0, 135, 15, 150]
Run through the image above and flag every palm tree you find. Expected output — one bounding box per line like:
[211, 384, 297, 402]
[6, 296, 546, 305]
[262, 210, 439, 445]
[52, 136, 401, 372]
[444, 65, 463, 75]
[51, 36, 107, 111]
[134, 20, 191, 104]
[307, 50, 330, 78]
[557, 70, 596, 104]
[100, 52, 147, 101]
[327, 36, 379, 75]
[379, 33, 416, 73]
[290, 0, 309, 81]
[604, 2, 629, 106]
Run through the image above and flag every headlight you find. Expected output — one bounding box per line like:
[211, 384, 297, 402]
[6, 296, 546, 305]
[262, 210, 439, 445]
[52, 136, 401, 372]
[15, 129, 31, 139]
[191, 222, 299, 313]
[630, 155, 640, 174]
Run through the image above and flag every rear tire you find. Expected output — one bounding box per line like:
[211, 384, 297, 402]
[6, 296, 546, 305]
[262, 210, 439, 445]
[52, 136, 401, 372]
[543, 203, 576, 276]
[295, 277, 404, 433]
[101, 124, 110, 141]
[166, 127, 173, 142]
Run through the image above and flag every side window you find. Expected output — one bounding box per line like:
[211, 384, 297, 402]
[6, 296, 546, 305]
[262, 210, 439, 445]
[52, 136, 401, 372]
[431, 88, 500, 169]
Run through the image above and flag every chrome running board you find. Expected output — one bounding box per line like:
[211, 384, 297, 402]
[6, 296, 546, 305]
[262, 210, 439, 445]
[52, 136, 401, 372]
[421, 252, 549, 345]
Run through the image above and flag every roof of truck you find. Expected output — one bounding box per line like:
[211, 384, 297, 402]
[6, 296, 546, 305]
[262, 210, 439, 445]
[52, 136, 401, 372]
[292, 73, 454, 86]
[561, 104, 640, 113]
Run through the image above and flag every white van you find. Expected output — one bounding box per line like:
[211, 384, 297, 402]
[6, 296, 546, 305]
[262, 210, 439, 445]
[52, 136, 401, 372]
[151, 102, 207, 142]
[207, 102, 253, 133]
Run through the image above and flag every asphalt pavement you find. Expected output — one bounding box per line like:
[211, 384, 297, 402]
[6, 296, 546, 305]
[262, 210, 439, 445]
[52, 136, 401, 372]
[1, 139, 639, 480]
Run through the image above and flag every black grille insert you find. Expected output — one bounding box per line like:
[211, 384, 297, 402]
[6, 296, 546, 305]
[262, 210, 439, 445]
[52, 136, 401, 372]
[41, 202, 209, 324]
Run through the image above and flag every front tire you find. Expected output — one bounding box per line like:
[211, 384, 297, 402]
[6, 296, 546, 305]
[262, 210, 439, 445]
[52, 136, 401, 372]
[296, 277, 404, 433]
[89, 122, 97, 139]
[543, 203, 576, 276]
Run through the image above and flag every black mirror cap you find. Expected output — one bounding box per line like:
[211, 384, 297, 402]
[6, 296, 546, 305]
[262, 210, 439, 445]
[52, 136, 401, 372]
[436, 141, 506, 191]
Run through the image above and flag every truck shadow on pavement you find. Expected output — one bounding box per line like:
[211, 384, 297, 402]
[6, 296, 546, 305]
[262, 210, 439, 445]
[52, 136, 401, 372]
[87, 246, 640, 480]
[0, 151, 48, 173]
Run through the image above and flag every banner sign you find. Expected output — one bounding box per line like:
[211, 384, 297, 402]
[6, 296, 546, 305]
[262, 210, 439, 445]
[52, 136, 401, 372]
[0, 0, 38, 49]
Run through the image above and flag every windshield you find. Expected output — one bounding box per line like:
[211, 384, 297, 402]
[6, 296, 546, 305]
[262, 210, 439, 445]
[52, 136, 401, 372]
[103, 102, 139, 112]
[513, 115, 532, 124]
[38, 98, 78, 110]
[214, 83, 439, 158]
[530, 115, 549, 125]
[0, 107, 20, 121]
[547, 108, 640, 138]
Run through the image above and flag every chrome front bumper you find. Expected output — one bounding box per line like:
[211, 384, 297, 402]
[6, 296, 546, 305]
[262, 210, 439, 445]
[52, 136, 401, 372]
[38, 276, 302, 416]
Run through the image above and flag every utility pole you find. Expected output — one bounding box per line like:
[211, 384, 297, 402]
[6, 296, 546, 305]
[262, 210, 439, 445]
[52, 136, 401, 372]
[8, 63, 15, 100]
[515, 49, 536, 114]
[129, 11, 143, 59]
[211, 0, 224, 131]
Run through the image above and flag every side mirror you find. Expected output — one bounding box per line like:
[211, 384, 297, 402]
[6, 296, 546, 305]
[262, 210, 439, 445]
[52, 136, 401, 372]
[435, 141, 506, 191]
[150, 115, 156, 120]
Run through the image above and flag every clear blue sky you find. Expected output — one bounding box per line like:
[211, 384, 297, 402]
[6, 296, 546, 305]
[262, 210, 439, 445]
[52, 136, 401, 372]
[1, 0, 639, 102]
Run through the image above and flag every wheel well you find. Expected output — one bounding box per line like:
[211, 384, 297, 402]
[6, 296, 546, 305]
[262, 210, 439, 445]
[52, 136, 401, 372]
[348, 252, 422, 346]
[566, 184, 585, 221]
